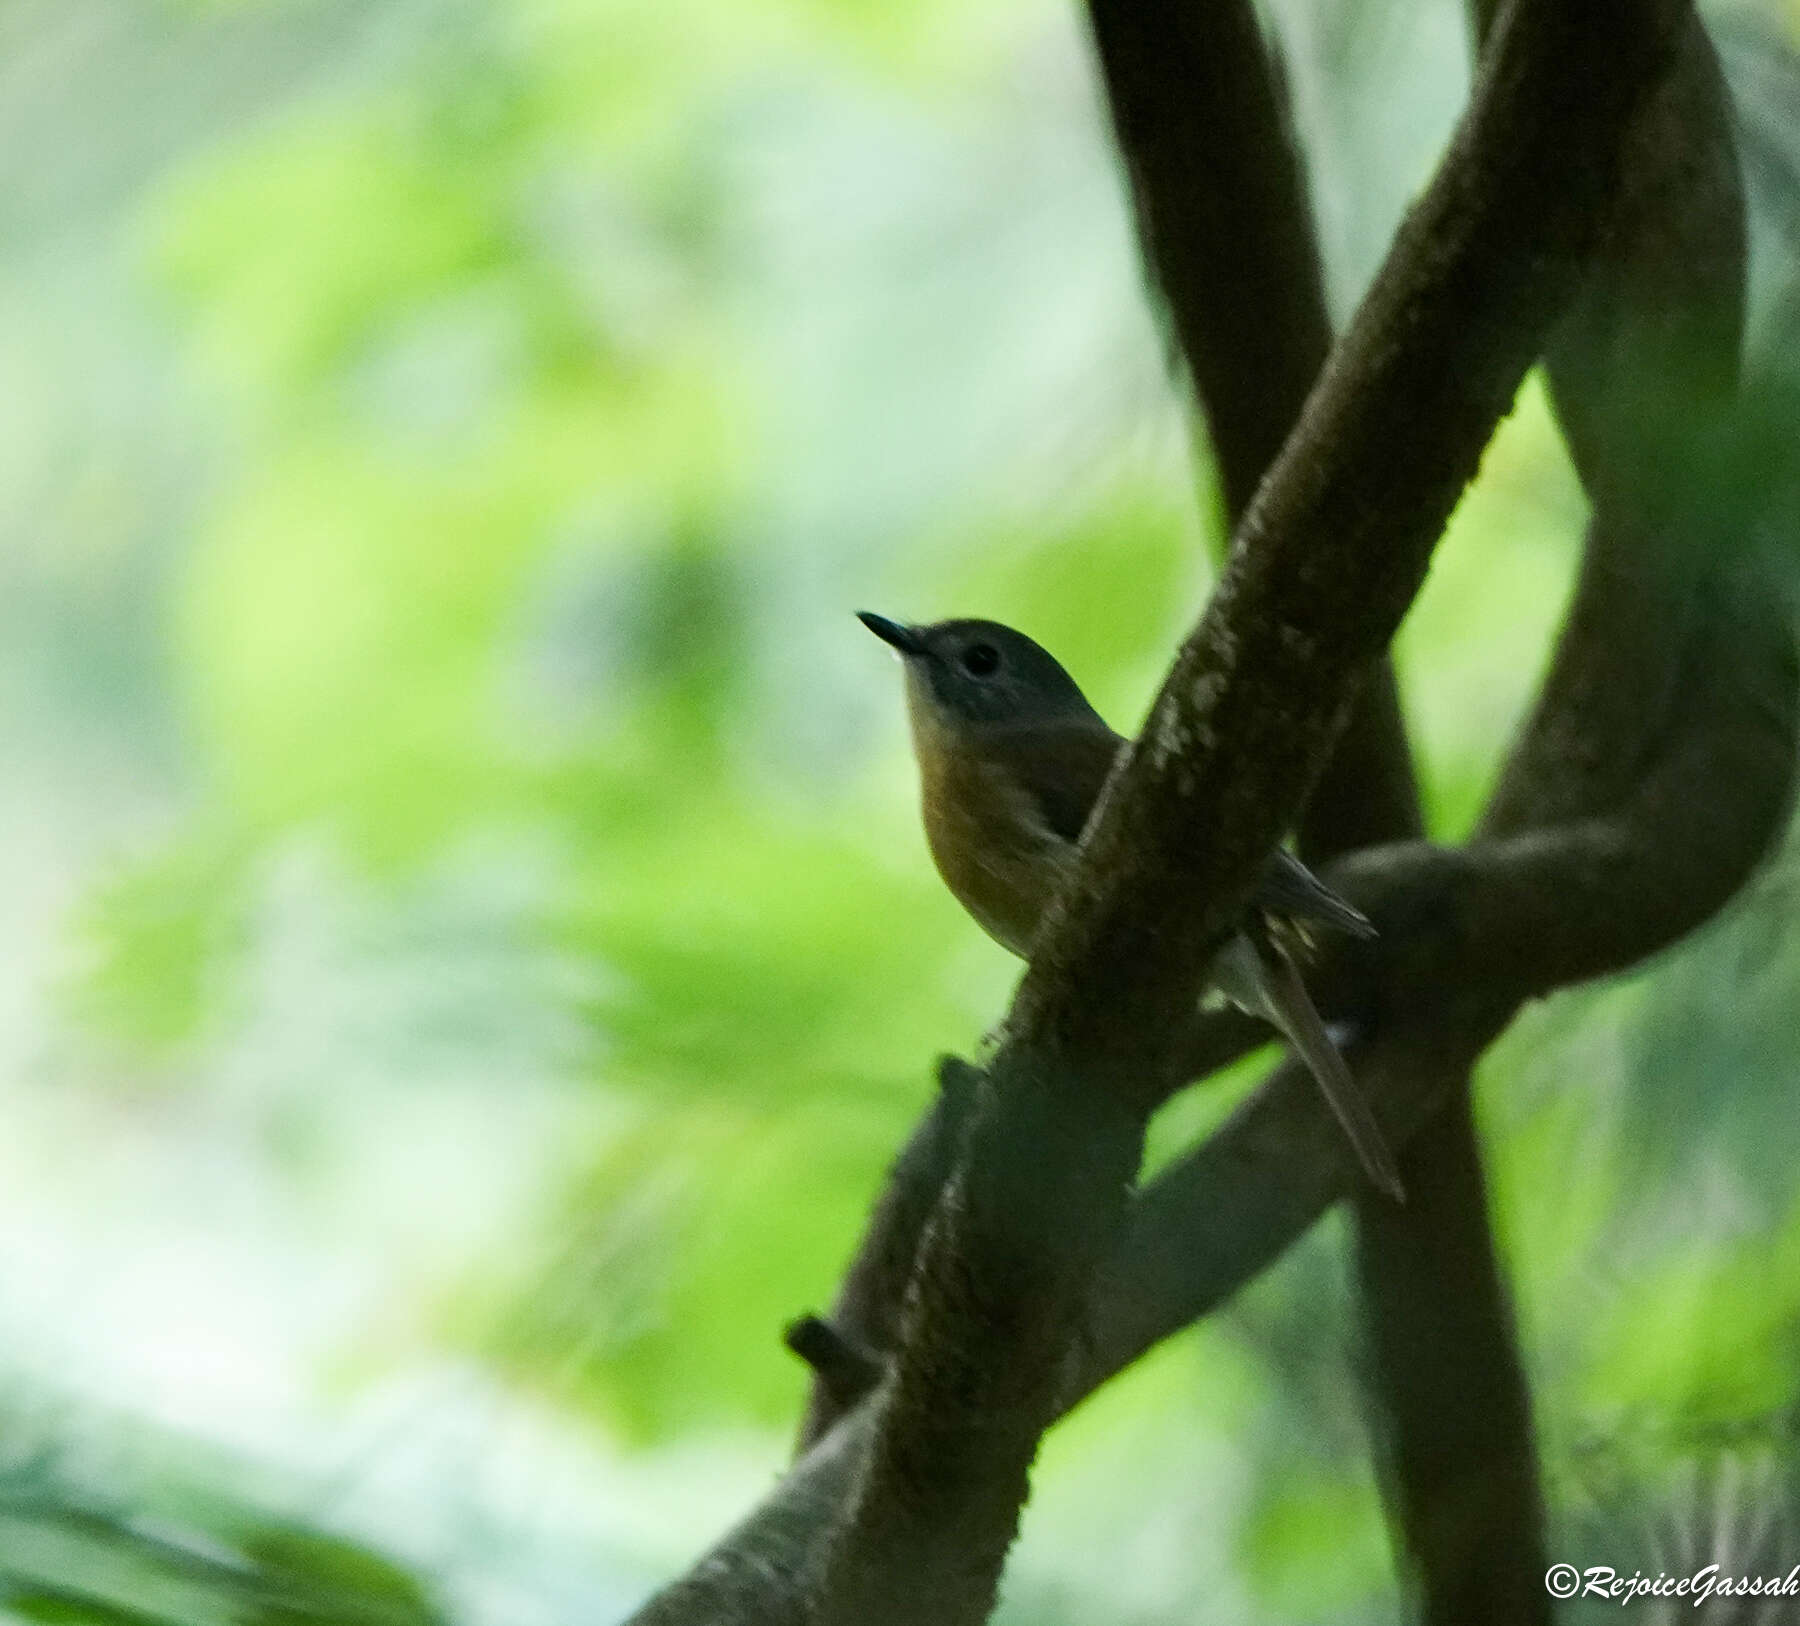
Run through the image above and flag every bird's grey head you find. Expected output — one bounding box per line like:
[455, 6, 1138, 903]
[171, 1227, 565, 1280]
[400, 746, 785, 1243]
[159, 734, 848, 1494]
[857, 613, 1103, 731]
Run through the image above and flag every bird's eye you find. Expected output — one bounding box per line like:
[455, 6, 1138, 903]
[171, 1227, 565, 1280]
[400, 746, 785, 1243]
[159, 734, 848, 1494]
[961, 643, 1001, 677]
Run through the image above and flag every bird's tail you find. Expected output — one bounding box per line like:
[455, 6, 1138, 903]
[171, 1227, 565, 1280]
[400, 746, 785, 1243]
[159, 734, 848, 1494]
[1245, 933, 1405, 1203]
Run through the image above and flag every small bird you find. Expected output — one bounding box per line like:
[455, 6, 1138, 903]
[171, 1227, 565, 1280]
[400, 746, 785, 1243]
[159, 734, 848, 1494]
[859, 611, 1404, 1203]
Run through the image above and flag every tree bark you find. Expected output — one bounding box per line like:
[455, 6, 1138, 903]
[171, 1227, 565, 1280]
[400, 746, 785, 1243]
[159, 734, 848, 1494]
[1086, 6, 1546, 1618]
[628, 3, 1723, 1621]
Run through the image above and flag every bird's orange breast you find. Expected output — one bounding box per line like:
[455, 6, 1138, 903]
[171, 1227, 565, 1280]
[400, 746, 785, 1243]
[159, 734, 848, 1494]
[913, 730, 1071, 960]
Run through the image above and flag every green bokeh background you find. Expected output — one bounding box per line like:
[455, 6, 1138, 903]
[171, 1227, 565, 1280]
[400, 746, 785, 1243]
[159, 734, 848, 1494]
[3, 0, 1800, 1620]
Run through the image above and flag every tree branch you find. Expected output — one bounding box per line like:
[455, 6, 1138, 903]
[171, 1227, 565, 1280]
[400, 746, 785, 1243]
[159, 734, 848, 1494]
[1087, 7, 1541, 1620]
[1086, 0, 1327, 526]
[812, 4, 1691, 1622]
[1347, 19, 1748, 1610]
[1010, 0, 1690, 1076]
[792, 1059, 977, 1449]
[630, 559, 1796, 1617]
[791, 0, 1423, 1455]
[1083, 0, 1426, 865]
[638, 542, 1796, 1626]
[1073, 563, 1797, 1396]
[627, 3, 1719, 1620]
[1353, 1091, 1546, 1625]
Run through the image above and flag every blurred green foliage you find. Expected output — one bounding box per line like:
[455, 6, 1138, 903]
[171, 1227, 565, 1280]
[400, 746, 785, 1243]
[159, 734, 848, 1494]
[3, 0, 1800, 1621]
[0, 1505, 441, 1626]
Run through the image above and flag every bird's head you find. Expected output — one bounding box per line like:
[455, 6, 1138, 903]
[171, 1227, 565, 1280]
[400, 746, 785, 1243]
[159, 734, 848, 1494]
[857, 612, 1102, 735]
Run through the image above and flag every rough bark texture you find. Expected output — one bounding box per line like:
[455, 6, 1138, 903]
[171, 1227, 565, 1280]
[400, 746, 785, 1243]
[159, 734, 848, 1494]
[1343, 12, 1750, 1621]
[622, 0, 1800, 1621]
[791, 1059, 978, 1450]
[1007, 0, 1691, 1079]
[1085, 8, 1544, 1618]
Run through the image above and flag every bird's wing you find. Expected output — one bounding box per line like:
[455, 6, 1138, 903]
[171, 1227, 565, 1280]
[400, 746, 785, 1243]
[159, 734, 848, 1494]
[1255, 848, 1376, 939]
[982, 721, 1125, 846]
[982, 727, 1374, 940]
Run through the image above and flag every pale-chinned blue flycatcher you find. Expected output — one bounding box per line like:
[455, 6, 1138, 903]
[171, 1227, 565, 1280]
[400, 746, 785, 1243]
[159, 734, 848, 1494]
[859, 611, 1403, 1203]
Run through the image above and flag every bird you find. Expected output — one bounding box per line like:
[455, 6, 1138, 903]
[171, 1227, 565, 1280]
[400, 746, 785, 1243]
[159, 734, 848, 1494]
[858, 610, 1404, 1203]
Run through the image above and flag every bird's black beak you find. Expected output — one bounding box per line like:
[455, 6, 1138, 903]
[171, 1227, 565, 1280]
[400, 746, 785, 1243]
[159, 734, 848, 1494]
[857, 611, 926, 657]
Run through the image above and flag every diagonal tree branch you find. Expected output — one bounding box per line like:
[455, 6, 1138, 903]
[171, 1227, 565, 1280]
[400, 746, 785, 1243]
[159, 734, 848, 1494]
[1082, 0, 1425, 862]
[1084, 7, 1545, 1619]
[1348, 14, 1748, 1620]
[625, 2, 1727, 1621]
[793, 0, 1423, 1457]
[1007, 0, 1687, 1073]
[791, 1059, 978, 1449]
[630, 549, 1795, 1622]
[1074, 560, 1797, 1395]
[811, 4, 1691, 1622]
